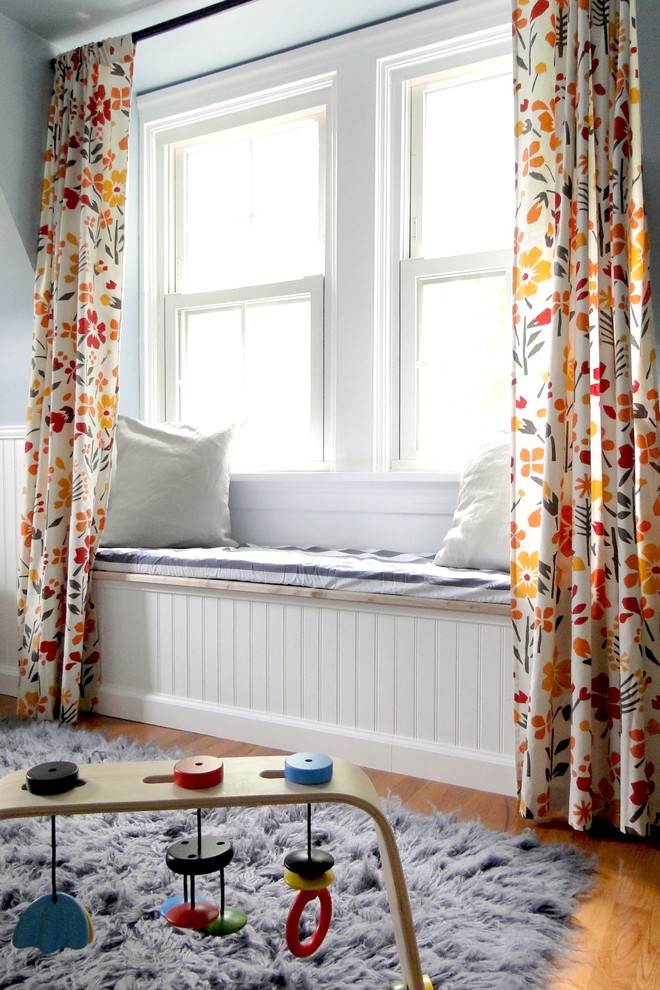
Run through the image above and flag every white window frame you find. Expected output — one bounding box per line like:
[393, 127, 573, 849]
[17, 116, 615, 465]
[140, 70, 335, 470]
[374, 26, 512, 474]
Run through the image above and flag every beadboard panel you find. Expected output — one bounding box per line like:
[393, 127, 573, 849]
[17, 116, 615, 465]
[93, 576, 516, 794]
[0, 430, 23, 695]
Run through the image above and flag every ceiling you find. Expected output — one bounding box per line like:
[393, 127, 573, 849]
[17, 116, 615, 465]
[0, 0, 448, 73]
[0, 0, 226, 46]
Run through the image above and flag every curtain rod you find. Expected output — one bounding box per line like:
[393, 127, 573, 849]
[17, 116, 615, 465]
[51, 0, 256, 63]
[132, 0, 257, 44]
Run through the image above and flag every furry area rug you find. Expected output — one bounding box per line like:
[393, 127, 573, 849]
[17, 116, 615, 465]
[0, 719, 595, 990]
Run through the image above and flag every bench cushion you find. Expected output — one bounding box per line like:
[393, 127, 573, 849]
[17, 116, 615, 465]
[94, 544, 510, 605]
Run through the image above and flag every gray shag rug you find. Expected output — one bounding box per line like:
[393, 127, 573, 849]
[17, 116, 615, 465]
[0, 719, 595, 990]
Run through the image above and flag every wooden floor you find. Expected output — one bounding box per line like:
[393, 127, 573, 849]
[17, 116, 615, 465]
[1, 695, 658, 989]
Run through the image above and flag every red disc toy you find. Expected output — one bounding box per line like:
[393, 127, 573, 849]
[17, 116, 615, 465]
[173, 756, 224, 789]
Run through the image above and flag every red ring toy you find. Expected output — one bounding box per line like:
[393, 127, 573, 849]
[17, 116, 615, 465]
[285, 887, 332, 958]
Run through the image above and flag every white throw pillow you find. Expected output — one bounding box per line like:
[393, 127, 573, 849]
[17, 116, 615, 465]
[434, 434, 510, 571]
[101, 417, 237, 549]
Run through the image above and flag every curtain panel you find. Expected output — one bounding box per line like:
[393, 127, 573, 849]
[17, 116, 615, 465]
[512, 0, 660, 834]
[17, 37, 135, 722]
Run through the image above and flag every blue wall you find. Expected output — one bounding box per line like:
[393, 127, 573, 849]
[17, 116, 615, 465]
[1, 0, 659, 427]
[0, 13, 51, 426]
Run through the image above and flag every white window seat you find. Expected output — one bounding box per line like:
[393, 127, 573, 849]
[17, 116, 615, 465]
[92, 544, 515, 797]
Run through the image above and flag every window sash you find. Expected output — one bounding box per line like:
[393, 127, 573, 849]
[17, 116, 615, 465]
[406, 56, 513, 262]
[397, 251, 511, 471]
[173, 105, 327, 293]
[164, 275, 325, 469]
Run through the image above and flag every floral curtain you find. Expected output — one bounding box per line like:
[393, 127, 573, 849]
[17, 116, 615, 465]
[512, 0, 660, 835]
[17, 37, 135, 723]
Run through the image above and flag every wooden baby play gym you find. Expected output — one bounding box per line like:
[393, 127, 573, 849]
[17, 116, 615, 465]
[0, 751, 433, 990]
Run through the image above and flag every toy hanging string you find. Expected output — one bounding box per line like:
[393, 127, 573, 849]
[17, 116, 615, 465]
[50, 817, 57, 903]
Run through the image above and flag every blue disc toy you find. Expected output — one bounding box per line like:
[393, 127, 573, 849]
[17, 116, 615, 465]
[284, 753, 333, 785]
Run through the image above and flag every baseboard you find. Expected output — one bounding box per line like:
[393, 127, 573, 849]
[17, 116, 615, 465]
[1, 667, 516, 795]
[96, 686, 517, 796]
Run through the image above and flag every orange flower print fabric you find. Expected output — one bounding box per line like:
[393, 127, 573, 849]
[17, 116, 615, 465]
[17, 37, 135, 723]
[512, 0, 660, 835]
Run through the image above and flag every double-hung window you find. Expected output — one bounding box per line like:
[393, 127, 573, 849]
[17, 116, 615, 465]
[140, 4, 512, 481]
[396, 55, 513, 472]
[145, 83, 329, 471]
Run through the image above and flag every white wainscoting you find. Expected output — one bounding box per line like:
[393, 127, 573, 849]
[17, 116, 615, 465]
[93, 574, 515, 795]
[0, 428, 23, 698]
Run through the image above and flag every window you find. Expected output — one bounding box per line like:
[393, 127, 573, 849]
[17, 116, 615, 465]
[143, 82, 330, 471]
[140, 3, 512, 479]
[397, 57, 513, 472]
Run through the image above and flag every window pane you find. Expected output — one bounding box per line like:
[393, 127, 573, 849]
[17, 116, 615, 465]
[416, 272, 509, 470]
[182, 116, 323, 292]
[178, 297, 316, 470]
[179, 308, 244, 428]
[421, 72, 512, 258]
[241, 298, 314, 469]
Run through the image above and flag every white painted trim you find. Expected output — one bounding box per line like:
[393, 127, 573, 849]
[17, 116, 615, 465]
[95, 686, 516, 796]
[229, 472, 459, 516]
[0, 434, 23, 702]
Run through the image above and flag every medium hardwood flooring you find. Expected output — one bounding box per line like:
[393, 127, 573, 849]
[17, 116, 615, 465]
[1, 694, 658, 989]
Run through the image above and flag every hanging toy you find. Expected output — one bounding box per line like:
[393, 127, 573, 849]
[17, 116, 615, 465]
[162, 756, 246, 935]
[282, 753, 334, 958]
[13, 762, 93, 952]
